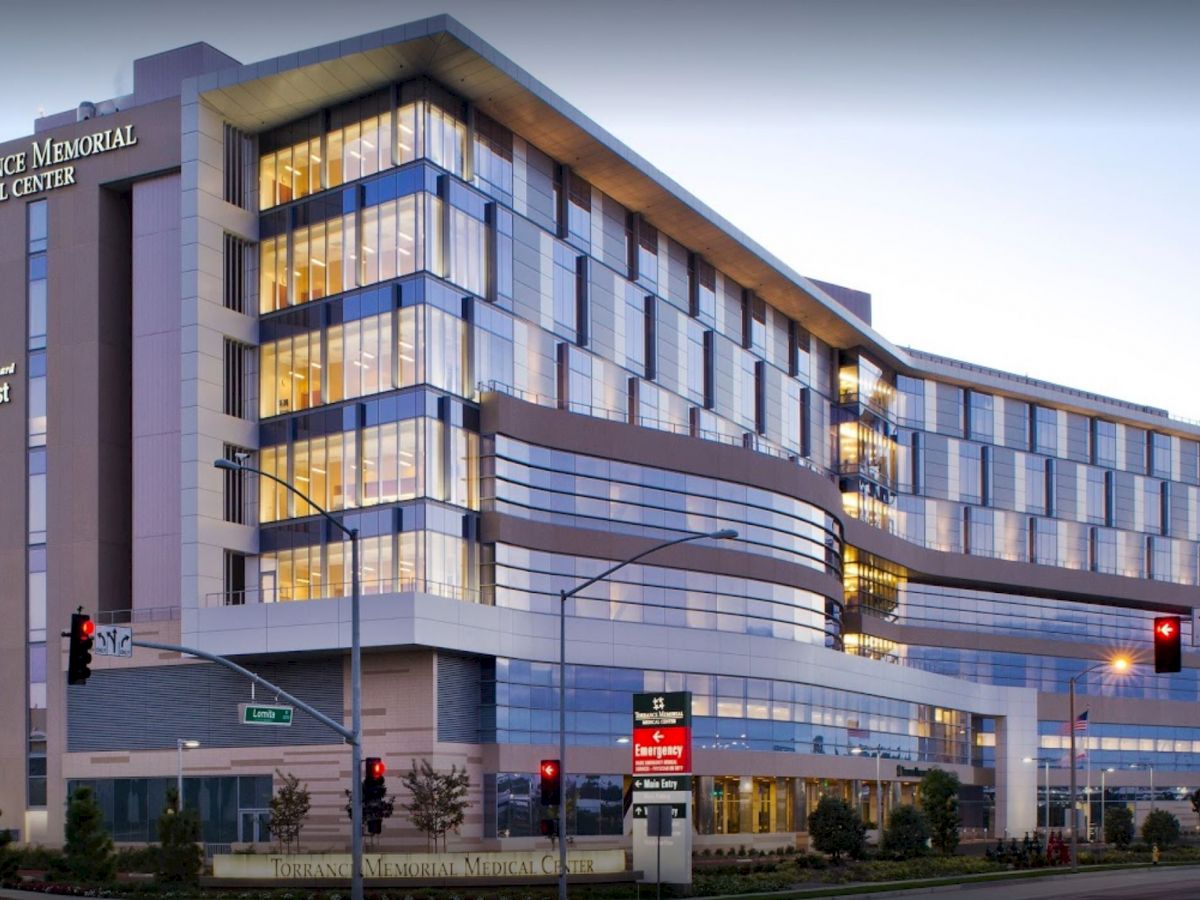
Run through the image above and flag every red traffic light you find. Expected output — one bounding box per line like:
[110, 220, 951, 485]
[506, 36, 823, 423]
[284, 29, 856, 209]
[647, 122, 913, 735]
[80, 618, 95, 638]
[1153, 615, 1182, 674]
[540, 760, 558, 779]
[368, 759, 386, 779]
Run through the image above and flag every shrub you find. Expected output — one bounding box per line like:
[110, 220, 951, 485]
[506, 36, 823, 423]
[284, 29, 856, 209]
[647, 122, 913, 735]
[881, 804, 931, 859]
[54, 787, 116, 883]
[1142, 809, 1182, 848]
[808, 796, 866, 865]
[1105, 805, 1135, 848]
[156, 788, 202, 884]
[918, 769, 961, 856]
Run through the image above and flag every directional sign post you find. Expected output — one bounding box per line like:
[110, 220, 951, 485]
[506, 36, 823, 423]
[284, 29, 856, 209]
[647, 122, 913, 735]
[632, 692, 692, 887]
[94, 625, 133, 658]
[239, 703, 294, 726]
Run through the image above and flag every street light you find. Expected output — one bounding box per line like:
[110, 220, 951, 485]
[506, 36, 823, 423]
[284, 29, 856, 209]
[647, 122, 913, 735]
[556, 528, 738, 900]
[214, 457, 365, 900]
[1022, 756, 1052, 832]
[851, 745, 884, 828]
[1100, 767, 1115, 840]
[1068, 655, 1130, 871]
[176, 739, 200, 812]
[1131, 762, 1155, 814]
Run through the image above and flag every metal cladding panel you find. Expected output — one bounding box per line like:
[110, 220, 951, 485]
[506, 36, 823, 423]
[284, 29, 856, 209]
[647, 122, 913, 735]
[436, 652, 480, 743]
[67, 658, 344, 751]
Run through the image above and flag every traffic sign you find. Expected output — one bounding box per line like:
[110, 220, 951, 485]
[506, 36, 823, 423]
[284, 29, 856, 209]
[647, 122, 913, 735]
[632, 775, 692, 792]
[94, 625, 132, 658]
[239, 703, 294, 726]
[633, 803, 687, 819]
[633, 724, 692, 775]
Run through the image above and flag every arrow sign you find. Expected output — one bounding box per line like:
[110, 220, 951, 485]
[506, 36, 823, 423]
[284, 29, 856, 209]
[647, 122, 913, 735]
[653, 730, 664, 743]
[633, 803, 686, 819]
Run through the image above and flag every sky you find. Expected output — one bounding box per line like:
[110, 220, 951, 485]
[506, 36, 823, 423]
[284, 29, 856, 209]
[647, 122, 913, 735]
[1, 0, 1197, 420]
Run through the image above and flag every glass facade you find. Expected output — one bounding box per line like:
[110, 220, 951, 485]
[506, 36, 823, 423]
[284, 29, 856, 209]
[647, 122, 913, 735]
[483, 658, 972, 764]
[67, 776, 273, 844]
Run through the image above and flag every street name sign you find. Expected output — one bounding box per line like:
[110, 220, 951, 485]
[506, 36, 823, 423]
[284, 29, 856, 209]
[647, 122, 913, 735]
[239, 703, 294, 726]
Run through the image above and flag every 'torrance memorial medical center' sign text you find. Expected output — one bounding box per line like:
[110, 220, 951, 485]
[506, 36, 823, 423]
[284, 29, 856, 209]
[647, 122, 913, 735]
[0, 124, 138, 202]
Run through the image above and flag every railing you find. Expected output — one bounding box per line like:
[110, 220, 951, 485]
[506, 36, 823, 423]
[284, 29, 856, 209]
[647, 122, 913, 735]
[96, 606, 180, 625]
[477, 380, 828, 473]
[204, 577, 478, 608]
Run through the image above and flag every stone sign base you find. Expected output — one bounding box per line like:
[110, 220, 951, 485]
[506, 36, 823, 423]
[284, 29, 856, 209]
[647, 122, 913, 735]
[212, 849, 628, 886]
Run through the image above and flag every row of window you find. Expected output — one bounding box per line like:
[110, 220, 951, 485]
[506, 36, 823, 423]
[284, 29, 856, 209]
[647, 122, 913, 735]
[892, 374, 1196, 482]
[259, 417, 477, 520]
[26, 198, 48, 810]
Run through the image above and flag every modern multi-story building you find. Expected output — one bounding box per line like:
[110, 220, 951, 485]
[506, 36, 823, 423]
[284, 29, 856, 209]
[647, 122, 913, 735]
[1, 17, 1195, 853]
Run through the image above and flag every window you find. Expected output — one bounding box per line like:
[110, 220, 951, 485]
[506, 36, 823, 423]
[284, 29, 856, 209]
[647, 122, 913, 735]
[223, 124, 252, 209]
[966, 390, 994, 442]
[28, 254, 46, 351]
[742, 291, 766, 352]
[1092, 419, 1117, 467]
[223, 339, 253, 419]
[222, 445, 252, 525]
[754, 361, 766, 435]
[223, 551, 247, 605]
[27, 199, 47, 253]
[223, 234, 249, 313]
[689, 255, 716, 321]
[1148, 432, 1172, 478]
[789, 321, 811, 382]
[702, 330, 715, 410]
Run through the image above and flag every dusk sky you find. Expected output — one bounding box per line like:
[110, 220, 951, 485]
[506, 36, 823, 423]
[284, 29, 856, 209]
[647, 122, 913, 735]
[3, 0, 1196, 420]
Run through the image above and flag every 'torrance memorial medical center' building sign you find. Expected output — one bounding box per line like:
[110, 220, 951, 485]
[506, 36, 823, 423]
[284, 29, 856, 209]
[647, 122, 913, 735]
[0, 124, 138, 201]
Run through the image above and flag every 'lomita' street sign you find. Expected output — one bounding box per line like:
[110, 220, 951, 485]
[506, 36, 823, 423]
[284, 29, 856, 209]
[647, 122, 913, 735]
[239, 703, 293, 726]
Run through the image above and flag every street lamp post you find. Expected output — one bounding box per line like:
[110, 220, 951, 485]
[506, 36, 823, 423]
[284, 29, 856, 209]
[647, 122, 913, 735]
[215, 458, 364, 900]
[1068, 656, 1129, 871]
[176, 739, 199, 812]
[1100, 767, 1115, 840]
[556, 528, 737, 900]
[1022, 756, 1051, 832]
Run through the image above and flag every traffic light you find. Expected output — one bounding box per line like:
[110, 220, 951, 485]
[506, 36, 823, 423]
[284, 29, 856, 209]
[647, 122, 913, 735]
[363, 757, 387, 803]
[539, 759, 561, 806]
[1153, 616, 1182, 673]
[539, 818, 558, 837]
[67, 612, 94, 685]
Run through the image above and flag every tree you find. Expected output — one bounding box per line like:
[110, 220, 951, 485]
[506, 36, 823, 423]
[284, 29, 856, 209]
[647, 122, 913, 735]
[401, 759, 471, 852]
[270, 770, 311, 853]
[1190, 788, 1200, 831]
[918, 769, 961, 856]
[1104, 805, 1134, 848]
[808, 796, 866, 865]
[155, 787, 202, 884]
[881, 804, 930, 859]
[1141, 809, 1181, 848]
[0, 810, 19, 882]
[56, 786, 116, 883]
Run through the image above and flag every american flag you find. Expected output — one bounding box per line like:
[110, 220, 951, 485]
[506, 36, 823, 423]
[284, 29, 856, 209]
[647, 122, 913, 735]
[1060, 710, 1088, 735]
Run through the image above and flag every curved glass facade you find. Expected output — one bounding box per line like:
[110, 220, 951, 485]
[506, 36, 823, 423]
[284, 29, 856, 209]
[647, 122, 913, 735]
[485, 659, 972, 765]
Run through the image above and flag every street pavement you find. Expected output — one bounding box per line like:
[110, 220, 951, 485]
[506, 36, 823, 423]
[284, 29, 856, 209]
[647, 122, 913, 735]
[836, 864, 1200, 899]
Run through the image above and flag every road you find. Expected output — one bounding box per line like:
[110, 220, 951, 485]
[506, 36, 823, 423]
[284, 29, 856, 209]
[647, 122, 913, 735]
[841, 865, 1200, 899]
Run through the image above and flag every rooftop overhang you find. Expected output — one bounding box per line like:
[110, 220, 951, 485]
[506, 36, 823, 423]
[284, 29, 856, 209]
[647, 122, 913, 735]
[193, 15, 896, 358]
[191, 15, 1196, 433]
